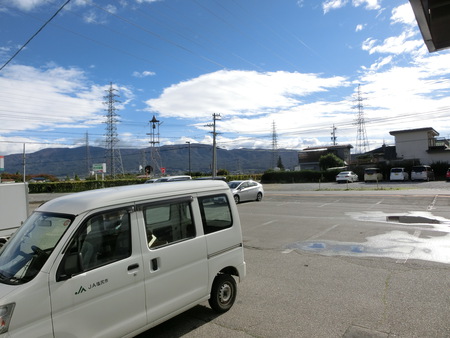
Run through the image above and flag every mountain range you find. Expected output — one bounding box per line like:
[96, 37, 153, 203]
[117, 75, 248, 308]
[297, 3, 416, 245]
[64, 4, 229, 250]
[2, 144, 299, 178]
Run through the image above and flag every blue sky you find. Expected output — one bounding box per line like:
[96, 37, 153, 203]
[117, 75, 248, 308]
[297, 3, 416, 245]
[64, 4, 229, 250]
[1, 0, 450, 157]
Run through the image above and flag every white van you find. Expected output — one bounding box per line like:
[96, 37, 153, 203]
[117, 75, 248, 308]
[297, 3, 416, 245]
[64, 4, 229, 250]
[389, 167, 409, 181]
[411, 165, 435, 181]
[0, 181, 246, 337]
[364, 168, 383, 182]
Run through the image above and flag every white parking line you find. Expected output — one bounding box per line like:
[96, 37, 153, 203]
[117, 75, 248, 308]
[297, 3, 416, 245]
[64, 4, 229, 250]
[318, 199, 341, 208]
[251, 219, 277, 230]
[427, 195, 438, 211]
[396, 230, 422, 264]
[307, 223, 340, 240]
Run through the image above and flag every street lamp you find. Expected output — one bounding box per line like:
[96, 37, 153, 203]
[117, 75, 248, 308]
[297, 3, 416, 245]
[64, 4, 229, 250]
[186, 141, 191, 176]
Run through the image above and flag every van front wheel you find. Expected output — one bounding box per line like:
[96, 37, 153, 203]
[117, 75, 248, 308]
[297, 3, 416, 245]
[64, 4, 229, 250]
[209, 274, 237, 313]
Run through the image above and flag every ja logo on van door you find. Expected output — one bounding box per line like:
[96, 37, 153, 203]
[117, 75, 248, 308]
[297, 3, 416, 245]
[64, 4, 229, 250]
[75, 286, 87, 295]
[75, 279, 109, 295]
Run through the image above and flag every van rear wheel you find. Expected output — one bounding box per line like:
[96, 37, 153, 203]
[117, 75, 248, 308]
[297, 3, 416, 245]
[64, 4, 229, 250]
[209, 274, 237, 313]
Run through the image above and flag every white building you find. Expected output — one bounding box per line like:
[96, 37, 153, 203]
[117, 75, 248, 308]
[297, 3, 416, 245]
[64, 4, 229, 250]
[389, 127, 450, 164]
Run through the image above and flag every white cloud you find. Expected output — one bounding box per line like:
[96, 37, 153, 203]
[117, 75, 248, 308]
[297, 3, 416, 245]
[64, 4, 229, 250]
[355, 24, 365, 32]
[323, 0, 381, 13]
[323, 0, 348, 14]
[391, 3, 416, 26]
[352, 0, 381, 11]
[362, 55, 393, 71]
[362, 32, 423, 55]
[0, 64, 105, 134]
[357, 52, 450, 141]
[145, 70, 348, 120]
[135, 0, 160, 3]
[132, 70, 156, 78]
[8, 0, 47, 11]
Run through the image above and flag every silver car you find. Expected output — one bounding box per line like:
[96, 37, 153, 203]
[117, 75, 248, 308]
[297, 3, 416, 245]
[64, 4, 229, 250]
[228, 180, 264, 204]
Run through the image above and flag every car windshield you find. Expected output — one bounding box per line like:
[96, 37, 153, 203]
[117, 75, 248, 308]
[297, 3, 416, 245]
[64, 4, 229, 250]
[412, 167, 425, 172]
[391, 168, 402, 173]
[365, 169, 378, 174]
[228, 182, 242, 189]
[0, 212, 74, 285]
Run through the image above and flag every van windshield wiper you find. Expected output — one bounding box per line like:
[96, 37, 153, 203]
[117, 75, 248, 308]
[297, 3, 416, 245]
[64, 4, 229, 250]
[0, 272, 8, 281]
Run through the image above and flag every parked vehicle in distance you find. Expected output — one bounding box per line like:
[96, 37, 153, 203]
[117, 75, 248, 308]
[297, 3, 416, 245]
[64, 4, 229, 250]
[336, 171, 358, 183]
[390, 167, 409, 181]
[0, 181, 245, 337]
[228, 180, 264, 204]
[411, 165, 435, 181]
[446, 168, 450, 182]
[364, 168, 383, 182]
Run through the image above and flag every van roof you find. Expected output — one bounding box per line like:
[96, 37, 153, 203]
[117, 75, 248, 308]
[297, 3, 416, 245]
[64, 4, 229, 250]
[37, 180, 229, 215]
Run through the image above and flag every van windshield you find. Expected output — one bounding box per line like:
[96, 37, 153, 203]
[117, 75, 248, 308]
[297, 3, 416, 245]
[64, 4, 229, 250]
[0, 212, 74, 285]
[412, 167, 426, 172]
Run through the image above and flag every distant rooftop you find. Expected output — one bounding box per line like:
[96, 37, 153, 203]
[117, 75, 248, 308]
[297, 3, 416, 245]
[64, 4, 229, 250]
[389, 127, 438, 136]
[302, 144, 353, 151]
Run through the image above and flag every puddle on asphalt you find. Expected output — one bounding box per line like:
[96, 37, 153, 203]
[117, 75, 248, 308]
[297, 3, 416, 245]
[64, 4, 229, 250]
[283, 211, 450, 264]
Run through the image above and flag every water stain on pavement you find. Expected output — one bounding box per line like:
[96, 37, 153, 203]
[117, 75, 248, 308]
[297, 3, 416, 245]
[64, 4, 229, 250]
[283, 211, 450, 264]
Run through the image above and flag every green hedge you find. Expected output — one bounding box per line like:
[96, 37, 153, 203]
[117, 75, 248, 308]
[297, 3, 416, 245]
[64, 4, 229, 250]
[28, 179, 146, 193]
[261, 170, 339, 184]
[28, 175, 266, 194]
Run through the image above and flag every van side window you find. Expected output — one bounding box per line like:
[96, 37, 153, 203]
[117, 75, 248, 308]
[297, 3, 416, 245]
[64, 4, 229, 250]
[143, 199, 195, 249]
[198, 194, 233, 234]
[63, 209, 131, 274]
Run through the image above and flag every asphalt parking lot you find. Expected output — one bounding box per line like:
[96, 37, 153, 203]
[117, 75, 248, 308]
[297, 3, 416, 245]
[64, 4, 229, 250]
[139, 181, 450, 338]
[30, 181, 450, 337]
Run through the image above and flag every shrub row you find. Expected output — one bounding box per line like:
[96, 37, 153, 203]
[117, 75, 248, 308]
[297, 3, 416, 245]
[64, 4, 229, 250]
[261, 170, 338, 184]
[28, 175, 263, 194]
[28, 179, 145, 193]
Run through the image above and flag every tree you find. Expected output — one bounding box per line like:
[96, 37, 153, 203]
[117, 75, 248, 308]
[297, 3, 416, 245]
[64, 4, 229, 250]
[277, 156, 285, 171]
[217, 168, 229, 176]
[319, 153, 345, 170]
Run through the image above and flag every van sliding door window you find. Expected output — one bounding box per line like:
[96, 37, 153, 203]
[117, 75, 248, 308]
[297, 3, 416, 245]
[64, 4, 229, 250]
[143, 199, 195, 249]
[198, 194, 233, 234]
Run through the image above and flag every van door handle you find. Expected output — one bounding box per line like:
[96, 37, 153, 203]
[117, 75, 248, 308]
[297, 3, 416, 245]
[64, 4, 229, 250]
[151, 258, 159, 271]
[128, 263, 139, 271]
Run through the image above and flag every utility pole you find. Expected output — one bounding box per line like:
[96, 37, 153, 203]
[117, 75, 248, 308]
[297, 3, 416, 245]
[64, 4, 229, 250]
[331, 125, 337, 145]
[104, 82, 124, 178]
[353, 84, 369, 154]
[186, 141, 191, 175]
[206, 113, 221, 177]
[22, 143, 26, 182]
[85, 131, 91, 177]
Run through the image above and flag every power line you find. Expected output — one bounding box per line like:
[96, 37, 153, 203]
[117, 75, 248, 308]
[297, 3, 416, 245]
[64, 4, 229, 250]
[0, 0, 72, 72]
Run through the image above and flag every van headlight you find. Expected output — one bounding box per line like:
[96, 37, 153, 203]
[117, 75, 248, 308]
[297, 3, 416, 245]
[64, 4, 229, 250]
[0, 303, 15, 334]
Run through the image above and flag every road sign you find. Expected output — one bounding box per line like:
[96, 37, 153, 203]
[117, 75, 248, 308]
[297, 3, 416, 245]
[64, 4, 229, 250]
[93, 163, 106, 173]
